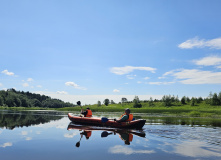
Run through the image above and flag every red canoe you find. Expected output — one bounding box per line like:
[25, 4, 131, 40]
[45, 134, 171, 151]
[68, 113, 146, 129]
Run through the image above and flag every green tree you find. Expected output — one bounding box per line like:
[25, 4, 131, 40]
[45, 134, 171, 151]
[97, 101, 101, 107]
[181, 96, 186, 104]
[110, 100, 115, 104]
[212, 93, 219, 105]
[218, 92, 221, 105]
[133, 96, 142, 108]
[149, 97, 154, 107]
[0, 96, 4, 106]
[162, 95, 172, 107]
[190, 97, 196, 106]
[104, 99, 110, 106]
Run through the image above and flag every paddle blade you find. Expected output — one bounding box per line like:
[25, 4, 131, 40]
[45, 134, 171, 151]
[101, 117, 108, 123]
[101, 131, 109, 137]
[76, 142, 80, 147]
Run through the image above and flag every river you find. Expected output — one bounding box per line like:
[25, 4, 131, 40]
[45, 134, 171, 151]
[0, 110, 221, 160]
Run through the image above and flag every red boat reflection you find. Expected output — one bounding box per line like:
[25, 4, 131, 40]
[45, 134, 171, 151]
[67, 123, 146, 147]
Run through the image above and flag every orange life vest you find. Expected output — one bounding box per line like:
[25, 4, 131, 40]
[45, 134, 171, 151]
[128, 133, 133, 142]
[86, 109, 92, 117]
[119, 133, 133, 142]
[120, 113, 133, 121]
[85, 131, 92, 138]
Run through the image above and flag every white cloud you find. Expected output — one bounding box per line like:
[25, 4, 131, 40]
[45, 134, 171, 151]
[0, 142, 12, 148]
[27, 78, 34, 82]
[193, 55, 221, 66]
[113, 89, 120, 93]
[148, 81, 175, 85]
[126, 74, 136, 79]
[0, 83, 2, 87]
[144, 77, 150, 80]
[109, 145, 155, 155]
[178, 37, 221, 49]
[56, 91, 68, 94]
[22, 83, 29, 87]
[36, 85, 42, 88]
[1, 69, 14, 76]
[173, 141, 221, 157]
[110, 66, 156, 75]
[26, 137, 32, 141]
[164, 69, 221, 84]
[65, 81, 87, 90]
[137, 81, 142, 84]
[64, 132, 78, 138]
[21, 131, 28, 135]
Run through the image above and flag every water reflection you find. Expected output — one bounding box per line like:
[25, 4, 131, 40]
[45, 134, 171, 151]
[0, 110, 64, 129]
[1, 110, 221, 160]
[67, 123, 146, 147]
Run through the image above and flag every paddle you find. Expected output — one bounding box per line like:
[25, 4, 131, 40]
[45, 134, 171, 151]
[101, 131, 113, 137]
[75, 136, 82, 148]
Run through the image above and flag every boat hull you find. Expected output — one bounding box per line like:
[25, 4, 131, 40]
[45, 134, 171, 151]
[68, 113, 146, 129]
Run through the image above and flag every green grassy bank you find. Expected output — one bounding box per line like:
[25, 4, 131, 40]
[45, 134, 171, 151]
[58, 102, 221, 118]
[1, 102, 221, 118]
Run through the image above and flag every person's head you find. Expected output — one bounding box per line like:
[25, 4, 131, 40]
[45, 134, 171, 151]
[125, 108, 130, 115]
[86, 107, 90, 110]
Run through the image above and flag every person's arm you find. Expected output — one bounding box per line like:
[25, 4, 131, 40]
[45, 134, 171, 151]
[81, 109, 88, 117]
[117, 115, 128, 122]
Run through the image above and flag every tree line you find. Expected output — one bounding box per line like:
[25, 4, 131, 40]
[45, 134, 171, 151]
[99, 92, 221, 107]
[0, 88, 74, 108]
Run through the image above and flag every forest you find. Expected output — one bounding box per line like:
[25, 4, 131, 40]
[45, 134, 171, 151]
[0, 88, 74, 108]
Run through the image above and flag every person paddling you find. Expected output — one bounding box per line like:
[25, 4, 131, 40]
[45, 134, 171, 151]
[116, 108, 133, 122]
[77, 101, 92, 117]
[81, 107, 92, 117]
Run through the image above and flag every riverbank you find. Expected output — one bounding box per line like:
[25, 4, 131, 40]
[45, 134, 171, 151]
[1, 103, 221, 118]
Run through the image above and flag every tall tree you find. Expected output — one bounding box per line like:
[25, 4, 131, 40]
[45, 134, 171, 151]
[104, 99, 110, 106]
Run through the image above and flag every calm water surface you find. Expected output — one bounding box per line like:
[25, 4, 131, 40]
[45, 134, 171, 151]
[0, 110, 221, 160]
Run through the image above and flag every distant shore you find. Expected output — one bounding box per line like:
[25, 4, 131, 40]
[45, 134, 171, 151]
[1, 103, 221, 118]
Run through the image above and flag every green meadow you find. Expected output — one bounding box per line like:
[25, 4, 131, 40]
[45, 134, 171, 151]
[56, 102, 221, 118]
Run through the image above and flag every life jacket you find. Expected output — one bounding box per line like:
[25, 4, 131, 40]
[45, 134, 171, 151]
[119, 133, 133, 142]
[128, 133, 133, 142]
[86, 109, 92, 117]
[120, 113, 133, 121]
[85, 131, 92, 138]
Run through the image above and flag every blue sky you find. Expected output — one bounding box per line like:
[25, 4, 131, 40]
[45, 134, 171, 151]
[1, 0, 221, 104]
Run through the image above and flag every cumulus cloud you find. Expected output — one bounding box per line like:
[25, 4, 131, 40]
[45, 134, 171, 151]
[178, 37, 221, 49]
[26, 137, 32, 141]
[109, 145, 155, 155]
[56, 91, 68, 94]
[126, 74, 136, 79]
[1, 70, 14, 76]
[164, 69, 221, 84]
[173, 141, 221, 157]
[21, 131, 28, 135]
[22, 83, 29, 87]
[193, 55, 221, 67]
[65, 81, 87, 90]
[148, 81, 175, 85]
[113, 89, 120, 93]
[0, 142, 12, 148]
[64, 132, 78, 138]
[27, 78, 34, 82]
[110, 66, 156, 75]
